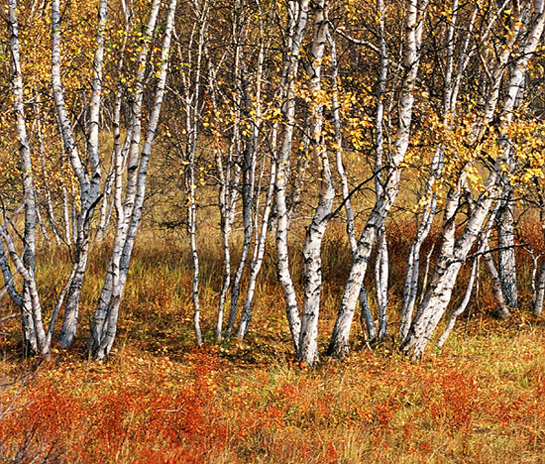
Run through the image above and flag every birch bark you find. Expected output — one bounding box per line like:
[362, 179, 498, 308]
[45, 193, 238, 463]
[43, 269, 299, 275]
[326, 28, 377, 341]
[496, 194, 519, 309]
[328, 0, 429, 358]
[437, 201, 500, 348]
[296, 0, 335, 364]
[88, 0, 177, 359]
[533, 206, 545, 316]
[401, 2, 545, 358]
[274, 0, 310, 352]
[51, 0, 107, 348]
[237, 8, 271, 338]
[7, 0, 49, 357]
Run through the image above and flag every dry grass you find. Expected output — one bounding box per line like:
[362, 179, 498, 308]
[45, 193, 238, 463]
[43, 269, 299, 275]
[1, 221, 545, 463]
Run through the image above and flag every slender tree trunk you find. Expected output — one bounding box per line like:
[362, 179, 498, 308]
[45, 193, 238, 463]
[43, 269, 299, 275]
[228, 71, 257, 332]
[326, 28, 376, 341]
[401, 5, 545, 358]
[53, 0, 106, 348]
[297, 0, 335, 365]
[95, 10, 131, 244]
[436, 257, 478, 349]
[35, 199, 50, 243]
[0, 227, 47, 356]
[534, 261, 545, 317]
[238, 149, 277, 338]
[88, 0, 176, 360]
[328, 0, 429, 358]
[274, 0, 310, 352]
[8, 0, 49, 357]
[373, 0, 389, 343]
[375, 228, 389, 340]
[437, 201, 499, 348]
[177, 0, 209, 348]
[400, 0, 462, 342]
[482, 236, 510, 318]
[209, 73, 241, 339]
[0, 239, 22, 308]
[401, 184, 496, 358]
[534, 207, 545, 316]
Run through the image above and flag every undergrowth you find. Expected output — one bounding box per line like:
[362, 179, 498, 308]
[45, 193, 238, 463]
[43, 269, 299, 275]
[0, 223, 544, 463]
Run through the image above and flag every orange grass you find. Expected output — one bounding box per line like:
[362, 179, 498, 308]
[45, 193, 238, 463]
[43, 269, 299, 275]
[1, 222, 545, 463]
[1, 326, 544, 463]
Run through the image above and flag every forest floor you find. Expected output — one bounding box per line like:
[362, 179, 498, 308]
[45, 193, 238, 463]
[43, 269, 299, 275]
[1, 226, 545, 463]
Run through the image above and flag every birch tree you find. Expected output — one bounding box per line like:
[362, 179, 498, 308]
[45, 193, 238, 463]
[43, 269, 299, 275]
[273, 0, 310, 352]
[88, 0, 178, 360]
[5, 0, 48, 356]
[52, 0, 107, 348]
[328, 0, 429, 358]
[402, 2, 545, 358]
[296, 0, 335, 364]
[326, 27, 377, 342]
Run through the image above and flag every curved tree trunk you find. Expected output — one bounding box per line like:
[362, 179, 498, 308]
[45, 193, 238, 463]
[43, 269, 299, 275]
[328, 0, 429, 358]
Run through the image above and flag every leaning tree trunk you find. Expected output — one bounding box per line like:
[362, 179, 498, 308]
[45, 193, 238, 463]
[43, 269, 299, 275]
[7, 0, 50, 357]
[401, 5, 545, 359]
[88, 0, 176, 360]
[52, 0, 106, 348]
[274, 0, 310, 352]
[401, 182, 497, 358]
[326, 28, 377, 341]
[297, 0, 335, 365]
[399, 0, 476, 342]
[437, 199, 500, 348]
[327, 0, 429, 358]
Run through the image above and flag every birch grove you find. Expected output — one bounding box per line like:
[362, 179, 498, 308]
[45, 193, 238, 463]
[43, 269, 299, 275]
[2, 0, 545, 364]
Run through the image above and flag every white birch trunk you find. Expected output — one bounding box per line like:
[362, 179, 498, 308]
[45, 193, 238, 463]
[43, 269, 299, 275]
[373, 0, 389, 342]
[274, 0, 310, 352]
[436, 257, 478, 349]
[52, 0, 106, 348]
[87, 0, 162, 358]
[400, 0, 462, 342]
[437, 201, 499, 348]
[326, 28, 376, 341]
[211, 101, 241, 340]
[88, 0, 176, 360]
[8, 0, 49, 357]
[328, 0, 429, 358]
[533, 208, 545, 316]
[95, 13, 131, 243]
[237, 157, 277, 338]
[233, 4, 267, 339]
[534, 261, 545, 317]
[482, 236, 510, 319]
[0, 239, 22, 308]
[0, 227, 47, 356]
[228, 69, 257, 333]
[401, 4, 545, 358]
[35, 198, 50, 243]
[297, 0, 335, 364]
[375, 228, 389, 340]
[496, 195, 519, 308]
[34, 101, 62, 245]
[212, 107, 233, 340]
[401, 182, 497, 358]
